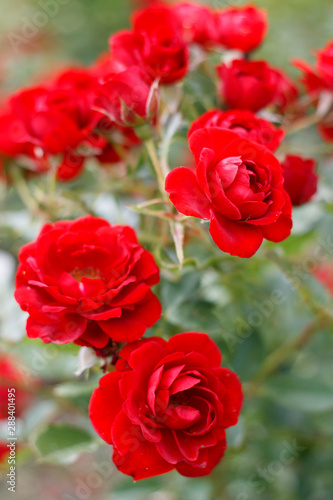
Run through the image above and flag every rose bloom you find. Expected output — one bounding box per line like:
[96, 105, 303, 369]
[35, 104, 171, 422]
[89, 332, 242, 479]
[93, 66, 159, 128]
[110, 5, 189, 84]
[172, 1, 216, 48]
[165, 127, 292, 258]
[217, 60, 277, 112]
[188, 109, 285, 152]
[15, 216, 161, 349]
[0, 68, 101, 181]
[215, 5, 267, 53]
[281, 155, 318, 206]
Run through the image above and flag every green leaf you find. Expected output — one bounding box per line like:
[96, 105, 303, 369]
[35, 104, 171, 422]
[265, 375, 333, 413]
[34, 424, 95, 464]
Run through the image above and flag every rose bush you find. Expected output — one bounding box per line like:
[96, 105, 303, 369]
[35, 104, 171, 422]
[89, 332, 242, 479]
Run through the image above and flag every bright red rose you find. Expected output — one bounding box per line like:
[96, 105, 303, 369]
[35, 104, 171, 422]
[165, 127, 292, 258]
[110, 6, 189, 84]
[214, 5, 267, 53]
[172, 2, 216, 48]
[0, 68, 102, 181]
[89, 332, 242, 479]
[294, 42, 333, 95]
[188, 109, 284, 152]
[93, 67, 159, 128]
[15, 216, 161, 348]
[217, 60, 277, 112]
[281, 155, 318, 206]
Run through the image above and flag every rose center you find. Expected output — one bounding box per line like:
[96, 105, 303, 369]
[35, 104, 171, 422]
[70, 266, 102, 282]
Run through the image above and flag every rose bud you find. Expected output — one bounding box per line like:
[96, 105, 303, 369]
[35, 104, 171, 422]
[93, 66, 159, 131]
[215, 4, 267, 53]
[281, 155, 318, 206]
[217, 59, 277, 112]
[188, 109, 285, 152]
[14, 216, 161, 348]
[165, 127, 292, 258]
[89, 332, 243, 479]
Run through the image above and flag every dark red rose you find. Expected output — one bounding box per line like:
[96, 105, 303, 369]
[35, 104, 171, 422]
[172, 1, 216, 48]
[15, 216, 161, 348]
[317, 42, 333, 88]
[214, 5, 267, 53]
[89, 332, 242, 479]
[217, 60, 277, 112]
[165, 127, 292, 258]
[93, 66, 159, 128]
[281, 155, 318, 206]
[188, 109, 284, 152]
[110, 6, 189, 84]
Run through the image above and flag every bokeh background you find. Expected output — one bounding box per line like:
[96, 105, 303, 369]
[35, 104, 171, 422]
[1, 1, 333, 500]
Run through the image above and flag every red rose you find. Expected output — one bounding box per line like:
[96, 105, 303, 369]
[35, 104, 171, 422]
[172, 2, 216, 48]
[188, 109, 284, 152]
[165, 127, 292, 258]
[89, 332, 242, 479]
[15, 216, 161, 348]
[0, 68, 102, 181]
[110, 6, 189, 84]
[281, 155, 318, 206]
[317, 42, 333, 88]
[294, 42, 333, 95]
[93, 67, 159, 128]
[217, 60, 277, 112]
[215, 5, 267, 53]
[0, 353, 35, 419]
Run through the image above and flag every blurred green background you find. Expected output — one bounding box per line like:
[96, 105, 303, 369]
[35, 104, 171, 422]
[0, 1, 333, 500]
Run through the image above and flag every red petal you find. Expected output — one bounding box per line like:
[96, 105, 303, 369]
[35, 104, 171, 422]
[166, 332, 222, 367]
[89, 372, 123, 444]
[209, 211, 263, 258]
[111, 410, 173, 480]
[165, 167, 211, 218]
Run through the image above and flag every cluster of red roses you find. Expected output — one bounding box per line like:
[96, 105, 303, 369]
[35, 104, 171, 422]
[10, 0, 333, 482]
[14, 215, 243, 479]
